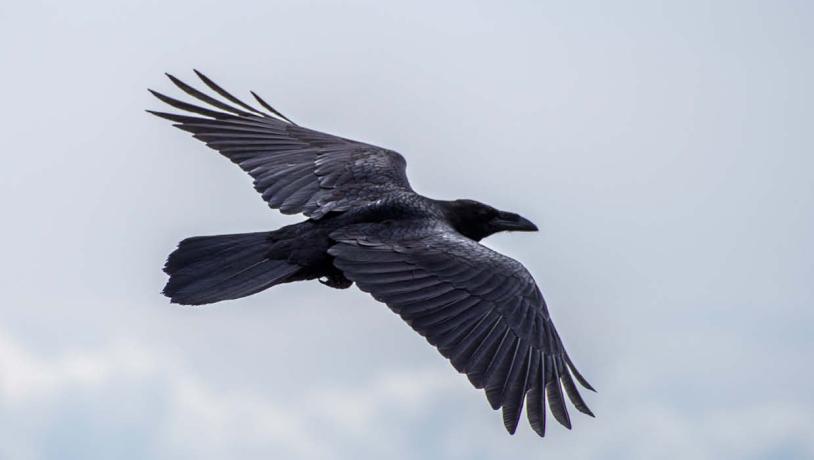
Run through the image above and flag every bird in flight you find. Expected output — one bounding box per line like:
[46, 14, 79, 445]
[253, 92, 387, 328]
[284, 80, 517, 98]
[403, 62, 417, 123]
[148, 71, 594, 437]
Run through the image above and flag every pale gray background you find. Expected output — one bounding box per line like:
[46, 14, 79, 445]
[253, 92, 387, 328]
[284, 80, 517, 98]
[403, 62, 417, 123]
[1, 1, 812, 459]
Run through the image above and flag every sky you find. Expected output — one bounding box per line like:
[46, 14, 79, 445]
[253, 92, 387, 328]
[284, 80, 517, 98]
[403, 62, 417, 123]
[1, 0, 812, 459]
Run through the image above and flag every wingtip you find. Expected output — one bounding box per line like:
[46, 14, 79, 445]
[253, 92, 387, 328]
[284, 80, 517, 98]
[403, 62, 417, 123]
[147, 88, 169, 100]
[165, 72, 190, 90]
[249, 90, 296, 124]
[564, 354, 596, 392]
[145, 110, 187, 123]
[486, 395, 502, 411]
[546, 379, 572, 430]
[147, 89, 170, 103]
[554, 408, 573, 430]
[503, 408, 523, 435]
[249, 90, 265, 107]
[506, 420, 522, 435]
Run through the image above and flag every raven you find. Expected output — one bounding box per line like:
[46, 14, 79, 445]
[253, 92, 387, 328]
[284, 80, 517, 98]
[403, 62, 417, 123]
[149, 71, 594, 436]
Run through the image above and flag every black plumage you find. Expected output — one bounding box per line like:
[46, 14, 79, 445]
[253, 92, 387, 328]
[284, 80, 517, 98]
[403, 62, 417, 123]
[149, 71, 595, 436]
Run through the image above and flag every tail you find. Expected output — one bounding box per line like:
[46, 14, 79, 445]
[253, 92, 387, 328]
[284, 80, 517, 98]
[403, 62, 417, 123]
[162, 232, 301, 305]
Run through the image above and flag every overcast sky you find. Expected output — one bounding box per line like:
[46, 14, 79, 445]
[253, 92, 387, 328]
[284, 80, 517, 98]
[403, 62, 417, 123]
[1, 0, 812, 459]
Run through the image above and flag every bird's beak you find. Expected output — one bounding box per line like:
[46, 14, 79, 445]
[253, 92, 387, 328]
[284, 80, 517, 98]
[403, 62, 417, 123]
[492, 211, 539, 232]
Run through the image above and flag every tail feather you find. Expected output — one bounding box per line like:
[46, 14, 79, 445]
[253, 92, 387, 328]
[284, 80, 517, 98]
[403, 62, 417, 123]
[163, 232, 300, 305]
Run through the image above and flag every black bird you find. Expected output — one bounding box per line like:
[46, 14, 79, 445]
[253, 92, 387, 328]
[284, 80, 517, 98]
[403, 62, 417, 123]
[148, 71, 595, 437]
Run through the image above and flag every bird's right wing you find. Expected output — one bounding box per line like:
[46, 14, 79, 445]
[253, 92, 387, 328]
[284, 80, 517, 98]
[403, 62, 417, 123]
[328, 220, 594, 437]
[148, 71, 412, 219]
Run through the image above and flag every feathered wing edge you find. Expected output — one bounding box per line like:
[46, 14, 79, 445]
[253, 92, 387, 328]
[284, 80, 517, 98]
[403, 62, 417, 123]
[147, 69, 296, 126]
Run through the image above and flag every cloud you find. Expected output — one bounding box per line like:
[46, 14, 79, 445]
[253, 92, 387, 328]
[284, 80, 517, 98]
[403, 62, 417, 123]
[2, 326, 813, 460]
[0, 327, 464, 460]
[0, 333, 155, 405]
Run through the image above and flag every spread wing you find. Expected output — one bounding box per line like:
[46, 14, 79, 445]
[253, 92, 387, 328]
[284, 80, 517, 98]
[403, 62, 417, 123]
[328, 221, 595, 436]
[148, 71, 412, 219]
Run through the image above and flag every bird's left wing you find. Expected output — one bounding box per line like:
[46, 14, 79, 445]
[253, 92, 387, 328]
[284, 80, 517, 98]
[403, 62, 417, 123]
[148, 71, 412, 219]
[328, 220, 594, 436]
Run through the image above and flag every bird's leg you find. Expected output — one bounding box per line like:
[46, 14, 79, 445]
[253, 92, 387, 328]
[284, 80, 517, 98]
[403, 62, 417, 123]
[318, 270, 353, 289]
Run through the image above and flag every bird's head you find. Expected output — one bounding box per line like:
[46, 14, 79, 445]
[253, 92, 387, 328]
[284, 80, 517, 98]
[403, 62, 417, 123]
[443, 199, 538, 241]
